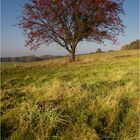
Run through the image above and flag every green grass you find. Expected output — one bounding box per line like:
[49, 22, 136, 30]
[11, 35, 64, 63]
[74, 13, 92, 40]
[1, 50, 139, 140]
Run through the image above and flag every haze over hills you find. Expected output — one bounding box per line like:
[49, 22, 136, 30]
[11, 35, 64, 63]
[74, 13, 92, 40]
[0, 55, 63, 63]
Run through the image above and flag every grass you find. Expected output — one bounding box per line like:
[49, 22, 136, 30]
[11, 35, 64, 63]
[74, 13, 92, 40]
[1, 50, 139, 140]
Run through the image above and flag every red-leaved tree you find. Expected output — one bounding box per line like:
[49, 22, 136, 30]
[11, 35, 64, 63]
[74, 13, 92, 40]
[18, 0, 125, 62]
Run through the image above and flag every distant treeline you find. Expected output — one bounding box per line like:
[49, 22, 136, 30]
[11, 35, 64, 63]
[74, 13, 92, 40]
[121, 40, 140, 50]
[1, 55, 63, 62]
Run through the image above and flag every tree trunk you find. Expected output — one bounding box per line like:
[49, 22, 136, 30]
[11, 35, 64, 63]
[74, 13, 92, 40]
[68, 44, 76, 62]
[69, 51, 76, 62]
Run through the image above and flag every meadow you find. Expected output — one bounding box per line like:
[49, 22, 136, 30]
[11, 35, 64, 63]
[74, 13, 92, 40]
[1, 50, 139, 140]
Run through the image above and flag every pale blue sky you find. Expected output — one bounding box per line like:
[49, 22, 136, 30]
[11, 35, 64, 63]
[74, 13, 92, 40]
[1, 0, 139, 57]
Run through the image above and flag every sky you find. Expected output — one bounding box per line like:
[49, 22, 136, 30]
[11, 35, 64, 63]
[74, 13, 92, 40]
[1, 0, 140, 57]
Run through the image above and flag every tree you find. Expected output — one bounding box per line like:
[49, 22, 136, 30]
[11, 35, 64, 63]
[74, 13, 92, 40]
[18, 0, 125, 62]
[96, 48, 102, 53]
[121, 40, 140, 50]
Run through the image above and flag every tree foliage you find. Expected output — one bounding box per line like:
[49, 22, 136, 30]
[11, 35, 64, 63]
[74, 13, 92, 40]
[121, 40, 140, 50]
[18, 0, 125, 61]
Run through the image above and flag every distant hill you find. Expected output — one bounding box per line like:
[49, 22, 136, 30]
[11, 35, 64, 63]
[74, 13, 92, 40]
[1, 55, 63, 62]
[121, 40, 140, 50]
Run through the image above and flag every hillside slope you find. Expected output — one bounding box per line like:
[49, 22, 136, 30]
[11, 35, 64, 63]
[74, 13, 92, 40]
[1, 50, 139, 140]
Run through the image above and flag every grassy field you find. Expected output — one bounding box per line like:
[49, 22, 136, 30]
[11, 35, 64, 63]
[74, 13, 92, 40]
[1, 50, 139, 140]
